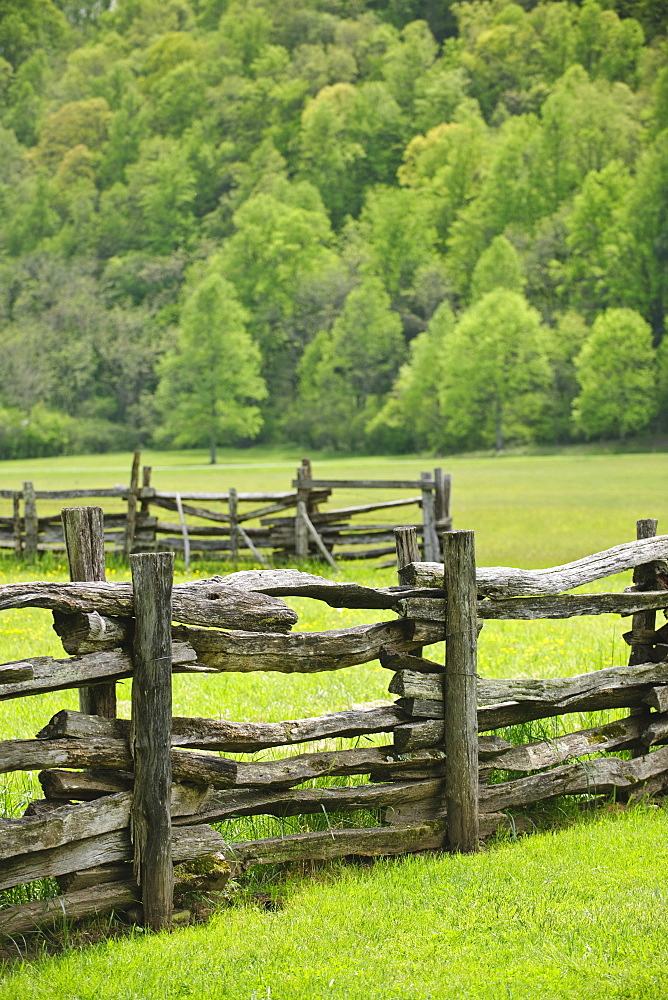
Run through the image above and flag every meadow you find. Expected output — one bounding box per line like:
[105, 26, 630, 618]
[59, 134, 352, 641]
[0, 447, 666, 998]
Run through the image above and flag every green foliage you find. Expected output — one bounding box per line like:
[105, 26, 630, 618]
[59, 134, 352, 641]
[368, 299, 454, 451]
[156, 273, 266, 462]
[470, 234, 524, 303]
[573, 308, 657, 441]
[295, 277, 405, 449]
[440, 289, 551, 451]
[0, 0, 664, 458]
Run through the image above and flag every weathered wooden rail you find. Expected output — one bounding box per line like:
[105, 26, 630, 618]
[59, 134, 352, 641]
[1, 510, 668, 937]
[0, 455, 452, 568]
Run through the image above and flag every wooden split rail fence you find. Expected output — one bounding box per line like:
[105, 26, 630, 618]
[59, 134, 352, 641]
[1, 511, 668, 936]
[0, 455, 452, 568]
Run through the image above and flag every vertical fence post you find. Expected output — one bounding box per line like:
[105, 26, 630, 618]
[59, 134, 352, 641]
[23, 482, 38, 561]
[295, 465, 309, 560]
[443, 529, 479, 853]
[129, 551, 174, 931]
[12, 492, 22, 557]
[421, 472, 438, 562]
[175, 494, 190, 572]
[62, 506, 116, 718]
[140, 466, 152, 515]
[434, 468, 452, 558]
[629, 518, 659, 757]
[140, 466, 156, 551]
[394, 526, 420, 585]
[228, 487, 239, 564]
[123, 450, 141, 558]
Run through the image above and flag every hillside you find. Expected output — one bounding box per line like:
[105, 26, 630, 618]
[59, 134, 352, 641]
[0, 0, 667, 459]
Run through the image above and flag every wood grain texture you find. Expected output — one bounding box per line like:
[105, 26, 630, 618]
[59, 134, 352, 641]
[0, 824, 224, 893]
[62, 506, 116, 718]
[443, 530, 479, 852]
[226, 822, 446, 866]
[0, 881, 139, 937]
[394, 661, 668, 728]
[23, 481, 38, 559]
[0, 642, 197, 701]
[0, 735, 237, 786]
[36, 748, 449, 798]
[39, 705, 408, 752]
[0, 785, 210, 862]
[421, 472, 439, 562]
[39, 768, 133, 800]
[400, 592, 668, 622]
[129, 552, 174, 929]
[479, 745, 668, 812]
[215, 568, 437, 609]
[173, 779, 442, 825]
[180, 619, 427, 673]
[403, 535, 668, 595]
[0, 579, 298, 631]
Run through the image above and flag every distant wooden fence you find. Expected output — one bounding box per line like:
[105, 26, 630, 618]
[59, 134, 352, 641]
[0, 454, 452, 568]
[1, 511, 668, 936]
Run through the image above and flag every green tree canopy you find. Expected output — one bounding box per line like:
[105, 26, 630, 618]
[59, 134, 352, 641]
[156, 273, 266, 463]
[440, 289, 551, 451]
[469, 234, 524, 303]
[294, 277, 405, 450]
[572, 307, 656, 441]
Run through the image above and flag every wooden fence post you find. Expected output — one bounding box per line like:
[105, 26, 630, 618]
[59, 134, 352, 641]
[140, 466, 152, 516]
[123, 450, 141, 558]
[434, 468, 452, 556]
[421, 472, 438, 562]
[229, 487, 239, 564]
[629, 518, 659, 757]
[12, 492, 22, 557]
[394, 526, 420, 586]
[443, 529, 479, 853]
[129, 551, 174, 931]
[62, 506, 116, 719]
[295, 465, 309, 560]
[23, 482, 38, 561]
[175, 494, 190, 572]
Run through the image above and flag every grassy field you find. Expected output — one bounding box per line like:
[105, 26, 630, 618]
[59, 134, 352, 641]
[0, 447, 666, 997]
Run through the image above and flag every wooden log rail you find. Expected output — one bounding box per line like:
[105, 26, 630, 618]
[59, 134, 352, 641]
[402, 534, 668, 596]
[5, 520, 668, 937]
[0, 457, 452, 563]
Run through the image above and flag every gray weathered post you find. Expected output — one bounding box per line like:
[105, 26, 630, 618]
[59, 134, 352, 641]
[295, 464, 309, 560]
[23, 481, 38, 561]
[421, 472, 438, 562]
[434, 468, 452, 555]
[629, 518, 659, 757]
[394, 526, 420, 586]
[140, 466, 152, 516]
[61, 506, 116, 718]
[129, 551, 174, 930]
[12, 492, 22, 557]
[123, 450, 141, 558]
[228, 487, 239, 563]
[443, 529, 479, 852]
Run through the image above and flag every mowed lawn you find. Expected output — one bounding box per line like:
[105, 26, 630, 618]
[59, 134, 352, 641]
[0, 447, 667, 998]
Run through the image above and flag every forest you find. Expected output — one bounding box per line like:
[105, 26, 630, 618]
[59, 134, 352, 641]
[0, 0, 667, 460]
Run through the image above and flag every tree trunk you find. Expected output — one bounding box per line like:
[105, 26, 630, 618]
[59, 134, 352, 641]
[209, 429, 217, 465]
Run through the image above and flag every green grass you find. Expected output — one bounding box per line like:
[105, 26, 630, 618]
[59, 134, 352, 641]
[0, 447, 666, 995]
[2, 808, 668, 999]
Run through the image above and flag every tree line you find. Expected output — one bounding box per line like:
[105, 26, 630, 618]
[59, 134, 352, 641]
[0, 0, 666, 459]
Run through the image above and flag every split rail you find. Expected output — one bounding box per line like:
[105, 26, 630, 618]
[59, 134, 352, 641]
[0, 455, 452, 568]
[1, 512, 668, 936]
